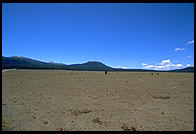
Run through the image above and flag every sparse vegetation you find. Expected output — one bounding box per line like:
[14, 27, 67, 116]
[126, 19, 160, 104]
[121, 124, 137, 131]
[152, 95, 171, 99]
[71, 108, 92, 116]
[92, 117, 105, 125]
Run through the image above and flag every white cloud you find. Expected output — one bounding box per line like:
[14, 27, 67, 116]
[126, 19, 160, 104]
[175, 64, 183, 68]
[143, 59, 184, 70]
[158, 59, 173, 67]
[146, 65, 154, 69]
[187, 55, 192, 58]
[121, 67, 128, 69]
[142, 63, 148, 66]
[174, 48, 185, 51]
[154, 65, 165, 69]
[187, 40, 194, 45]
[186, 64, 191, 67]
[160, 59, 172, 65]
[116, 65, 128, 69]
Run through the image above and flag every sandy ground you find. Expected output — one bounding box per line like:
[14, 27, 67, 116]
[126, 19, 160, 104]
[2, 70, 194, 131]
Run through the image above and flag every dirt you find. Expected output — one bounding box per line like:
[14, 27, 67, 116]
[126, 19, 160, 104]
[2, 70, 194, 131]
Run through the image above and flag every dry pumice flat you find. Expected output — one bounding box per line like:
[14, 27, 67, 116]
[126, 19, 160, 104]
[2, 70, 194, 131]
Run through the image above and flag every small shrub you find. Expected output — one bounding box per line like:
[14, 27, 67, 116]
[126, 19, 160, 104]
[92, 117, 104, 125]
[121, 124, 137, 131]
[72, 110, 80, 116]
[71, 108, 92, 116]
[152, 95, 171, 99]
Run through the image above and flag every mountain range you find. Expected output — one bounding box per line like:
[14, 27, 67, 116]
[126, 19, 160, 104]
[2, 56, 194, 72]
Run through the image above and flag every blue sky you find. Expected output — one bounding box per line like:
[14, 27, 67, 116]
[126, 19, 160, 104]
[2, 3, 194, 70]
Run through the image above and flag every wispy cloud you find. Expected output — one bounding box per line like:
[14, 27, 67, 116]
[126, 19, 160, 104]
[142, 59, 184, 70]
[142, 63, 148, 66]
[187, 55, 192, 58]
[174, 48, 185, 51]
[146, 65, 154, 69]
[186, 40, 194, 45]
[115, 65, 128, 69]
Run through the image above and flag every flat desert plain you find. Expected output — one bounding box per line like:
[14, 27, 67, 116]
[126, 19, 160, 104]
[2, 70, 194, 131]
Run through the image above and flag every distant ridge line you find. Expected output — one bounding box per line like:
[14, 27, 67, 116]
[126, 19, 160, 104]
[2, 56, 194, 72]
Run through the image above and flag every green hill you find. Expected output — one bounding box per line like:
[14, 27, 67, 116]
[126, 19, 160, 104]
[2, 56, 113, 71]
[168, 67, 194, 72]
[67, 61, 114, 71]
[2, 56, 68, 69]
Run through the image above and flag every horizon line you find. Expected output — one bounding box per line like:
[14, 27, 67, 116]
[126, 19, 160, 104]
[2, 55, 194, 71]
